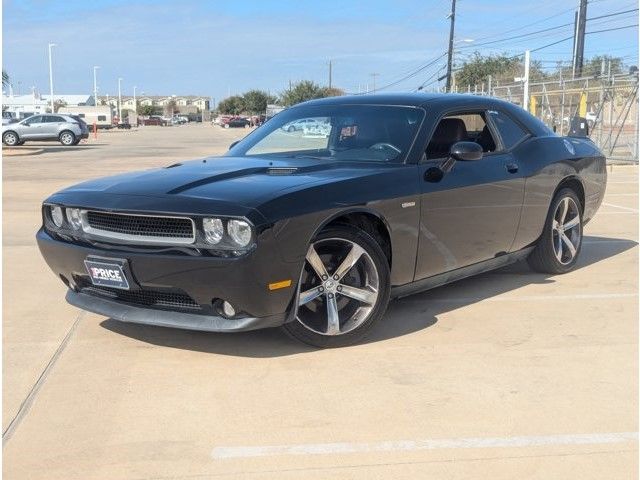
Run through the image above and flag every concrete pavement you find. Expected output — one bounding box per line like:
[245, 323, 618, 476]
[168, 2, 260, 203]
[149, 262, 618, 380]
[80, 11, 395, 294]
[3, 124, 637, 479]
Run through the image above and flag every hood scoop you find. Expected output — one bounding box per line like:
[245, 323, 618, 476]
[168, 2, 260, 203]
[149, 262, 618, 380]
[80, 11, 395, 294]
[267, 167, 299, 176]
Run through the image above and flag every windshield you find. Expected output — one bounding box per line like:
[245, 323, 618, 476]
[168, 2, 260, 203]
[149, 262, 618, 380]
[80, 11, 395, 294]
[227, 104, 425, 163]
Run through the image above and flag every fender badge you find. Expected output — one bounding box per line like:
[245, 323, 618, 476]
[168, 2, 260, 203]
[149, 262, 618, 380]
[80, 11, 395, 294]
[401, 202, 416, 208]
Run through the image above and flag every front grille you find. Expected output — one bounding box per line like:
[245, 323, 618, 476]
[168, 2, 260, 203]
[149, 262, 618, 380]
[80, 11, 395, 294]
[81, 284, 202, 311]
[85, 211, 195, 243]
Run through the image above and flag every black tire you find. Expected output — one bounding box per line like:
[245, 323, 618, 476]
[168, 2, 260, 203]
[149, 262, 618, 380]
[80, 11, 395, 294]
[59, 130, 76, 146]
[2, 131, 19, 146]
[528, 188, 583, 274]
[283, 224, 391, 348]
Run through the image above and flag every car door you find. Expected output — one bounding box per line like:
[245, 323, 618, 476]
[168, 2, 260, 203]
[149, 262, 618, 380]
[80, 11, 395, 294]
[42, 115, 63, 138]
[20, 115, 50, 139]
[414, 110, 526, 280]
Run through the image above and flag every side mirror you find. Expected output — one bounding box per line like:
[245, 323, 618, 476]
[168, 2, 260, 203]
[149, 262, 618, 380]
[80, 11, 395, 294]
[450, 141, 483, 161]
[229, 140, 239, 150]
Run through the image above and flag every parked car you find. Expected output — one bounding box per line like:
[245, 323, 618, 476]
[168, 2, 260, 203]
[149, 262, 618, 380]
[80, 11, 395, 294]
[220, 116, 251, 128]
[141, 116, 167, 126]
[37, 94, 606, 348]
[281, 118, 324, 133]
[2, 114, 89, 146]
[2, 111, 18, 126]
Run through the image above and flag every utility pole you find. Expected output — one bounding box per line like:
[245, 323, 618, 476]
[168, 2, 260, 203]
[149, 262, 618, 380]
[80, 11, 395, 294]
[523, 50, 531, 112]
[370, 73, 380, 93]
[573, 0, 588, 78]
[48, 43, 57, 113]
[445, 0, 457, 92]
[133, 85, 137, 124]
[328, 60, 332, 89]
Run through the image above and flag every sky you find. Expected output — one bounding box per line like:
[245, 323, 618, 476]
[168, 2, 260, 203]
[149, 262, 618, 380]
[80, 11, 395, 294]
[2, 0, 638, 104]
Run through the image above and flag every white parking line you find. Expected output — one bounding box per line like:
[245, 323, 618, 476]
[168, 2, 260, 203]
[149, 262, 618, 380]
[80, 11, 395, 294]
[211, 432, 638, 459]
[602, 202, 639, 213]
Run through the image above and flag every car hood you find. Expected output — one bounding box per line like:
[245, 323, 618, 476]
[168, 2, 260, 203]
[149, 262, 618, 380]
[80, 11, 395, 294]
[48, 155, 394, 219]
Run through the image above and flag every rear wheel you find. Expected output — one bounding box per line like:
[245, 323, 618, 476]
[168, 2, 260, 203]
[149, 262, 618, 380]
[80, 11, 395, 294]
[2, 131, 19, 146]
[59, 130, 76, 146]
[284, 225, 390, 348]
[528, 188, 583, 274]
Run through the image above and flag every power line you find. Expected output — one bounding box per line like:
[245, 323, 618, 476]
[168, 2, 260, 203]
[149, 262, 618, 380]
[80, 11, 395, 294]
[458, 8, 638, 50]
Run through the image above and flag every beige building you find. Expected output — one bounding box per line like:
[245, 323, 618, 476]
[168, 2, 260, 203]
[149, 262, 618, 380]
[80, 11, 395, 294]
[106, 95, 210, 112]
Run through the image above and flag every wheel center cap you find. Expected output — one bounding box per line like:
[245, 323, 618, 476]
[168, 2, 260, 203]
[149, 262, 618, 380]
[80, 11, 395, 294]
[324, 280, 336, 291]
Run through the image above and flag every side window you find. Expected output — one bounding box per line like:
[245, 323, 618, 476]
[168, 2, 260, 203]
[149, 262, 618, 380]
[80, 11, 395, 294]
[97, 115, 106, 121]
[24, 116, 42, 125]
[425, 112, 497, 159]
[489, 111, 529, 149]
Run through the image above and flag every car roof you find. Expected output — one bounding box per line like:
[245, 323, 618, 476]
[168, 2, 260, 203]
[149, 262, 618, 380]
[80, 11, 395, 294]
[297, 93, 551, 136]
[302, 92, 514, 109]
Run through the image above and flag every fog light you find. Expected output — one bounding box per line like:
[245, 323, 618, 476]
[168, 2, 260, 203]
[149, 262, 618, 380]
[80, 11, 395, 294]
[222, 301, 236, 318]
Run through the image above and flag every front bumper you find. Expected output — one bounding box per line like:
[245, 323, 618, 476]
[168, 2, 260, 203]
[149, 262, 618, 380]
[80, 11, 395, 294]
[37, 228, 301, 332]
[66, 290, 286, 332]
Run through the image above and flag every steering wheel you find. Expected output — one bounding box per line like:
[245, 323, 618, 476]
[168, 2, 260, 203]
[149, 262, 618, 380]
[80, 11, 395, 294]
[369, 142, 401, 154]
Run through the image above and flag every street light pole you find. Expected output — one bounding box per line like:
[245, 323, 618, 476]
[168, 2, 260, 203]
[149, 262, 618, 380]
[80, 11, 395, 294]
[93, 66, 100, 106]
[118, 77, 123, 123]
[48, 43, 57, 112]
[133, 85, 137, 124]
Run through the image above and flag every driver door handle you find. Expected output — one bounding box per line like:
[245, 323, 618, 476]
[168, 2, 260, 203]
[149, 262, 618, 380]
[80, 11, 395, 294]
[506, 162, 518, 174]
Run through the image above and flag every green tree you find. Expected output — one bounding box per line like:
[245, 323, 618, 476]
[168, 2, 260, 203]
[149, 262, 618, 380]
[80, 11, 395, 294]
[584, 55, 623, 76]
[242, 89, 277, 114]
[279, 80, 328, 107]
[456, 52, 521, 89]
[217, 95, 246, 115]
[139, 104, 160, 116]
[53, 99, 67, 113]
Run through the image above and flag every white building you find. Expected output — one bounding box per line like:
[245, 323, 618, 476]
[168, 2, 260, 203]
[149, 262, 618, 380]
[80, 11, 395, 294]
[2, 93, 95, 119]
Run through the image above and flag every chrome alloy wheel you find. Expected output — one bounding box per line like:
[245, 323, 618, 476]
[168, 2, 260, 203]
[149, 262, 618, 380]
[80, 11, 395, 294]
[552, 196, 581, 265]
[60, 132, 75, 145]
[296, 238, 380, 336]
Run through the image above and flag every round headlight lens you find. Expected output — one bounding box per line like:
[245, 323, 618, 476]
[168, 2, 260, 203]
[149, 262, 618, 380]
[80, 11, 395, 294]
[227, 219, 252, 247]
[50, 205, 64, 227]
[203, 218, 224, 244]
[66, 208, 82, 230]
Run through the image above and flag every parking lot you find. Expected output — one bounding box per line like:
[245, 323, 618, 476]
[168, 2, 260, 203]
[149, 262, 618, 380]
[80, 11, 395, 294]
[2, 123, 638, 479]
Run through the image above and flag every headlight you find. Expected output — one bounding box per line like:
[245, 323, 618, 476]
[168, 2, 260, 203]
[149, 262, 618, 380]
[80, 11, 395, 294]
[227, 219, 252, 247]
[66, 208, 82, 230]
[50, 205, 64, 227]
[203, 218, 224, 244]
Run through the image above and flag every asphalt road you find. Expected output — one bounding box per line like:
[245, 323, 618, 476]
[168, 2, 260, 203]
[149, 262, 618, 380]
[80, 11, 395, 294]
[3, 123, 638, 479]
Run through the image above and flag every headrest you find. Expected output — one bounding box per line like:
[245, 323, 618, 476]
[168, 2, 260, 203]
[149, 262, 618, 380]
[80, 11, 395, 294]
[431, 118, 468, 145]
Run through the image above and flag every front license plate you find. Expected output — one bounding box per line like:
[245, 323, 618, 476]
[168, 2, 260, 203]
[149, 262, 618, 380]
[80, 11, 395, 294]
[84, 258, 130, 290]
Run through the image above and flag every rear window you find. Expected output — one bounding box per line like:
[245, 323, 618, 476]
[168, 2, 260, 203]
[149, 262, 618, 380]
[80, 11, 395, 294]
[98, 115, 106, 121]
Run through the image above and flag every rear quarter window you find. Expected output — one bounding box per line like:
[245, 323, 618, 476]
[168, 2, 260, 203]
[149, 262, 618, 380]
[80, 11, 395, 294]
[489, 111, 529, 149]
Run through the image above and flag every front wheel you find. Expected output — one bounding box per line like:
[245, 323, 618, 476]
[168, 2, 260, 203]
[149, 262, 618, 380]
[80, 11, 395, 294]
[2, 131, 19, 146]
[59, 130, 76, 146]
[283, 225, 390, 348]
[528, 188, 583, 274]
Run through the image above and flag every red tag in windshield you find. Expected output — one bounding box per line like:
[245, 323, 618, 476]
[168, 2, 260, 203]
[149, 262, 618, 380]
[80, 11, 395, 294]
[340, 125, 358, 140]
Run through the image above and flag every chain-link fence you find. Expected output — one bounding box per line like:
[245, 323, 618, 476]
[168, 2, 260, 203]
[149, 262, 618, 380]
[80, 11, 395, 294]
[458, 73, 639, 164]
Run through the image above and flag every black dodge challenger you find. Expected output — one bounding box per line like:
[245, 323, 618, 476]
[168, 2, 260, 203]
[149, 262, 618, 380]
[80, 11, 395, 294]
[37, 94, 607, 347]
